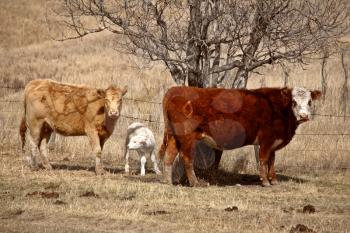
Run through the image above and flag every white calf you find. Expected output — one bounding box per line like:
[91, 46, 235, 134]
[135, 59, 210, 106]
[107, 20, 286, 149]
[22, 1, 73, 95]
[124, 122, 161, 176]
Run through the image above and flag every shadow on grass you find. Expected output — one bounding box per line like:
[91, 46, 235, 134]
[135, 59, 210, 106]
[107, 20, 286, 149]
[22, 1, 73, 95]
[177, 168, 309, 187]
[212, 169, 308, 186]
[123, 173, 163, 184]
[51, 163, 124, 174]
[50, 163, 160, 181]
[50, 163, 307, 187]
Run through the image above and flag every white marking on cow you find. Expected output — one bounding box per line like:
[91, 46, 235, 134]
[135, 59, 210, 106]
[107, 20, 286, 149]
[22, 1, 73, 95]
[292, 87, 313, 121]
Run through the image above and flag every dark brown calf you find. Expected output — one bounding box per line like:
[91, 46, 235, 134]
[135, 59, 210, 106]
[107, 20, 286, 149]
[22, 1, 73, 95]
[159, 86, 321, 186]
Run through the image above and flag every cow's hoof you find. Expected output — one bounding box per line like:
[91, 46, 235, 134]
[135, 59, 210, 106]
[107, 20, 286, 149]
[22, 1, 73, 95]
[130, 171, 138, 175]
[155, 169, 162, 175]
[95, 168, 105, 175]
[208, 176, 219, 186]
[161, 178, 173, 185]
[261, 180, 271, 187]
[270, 179, 279, 185]
[124, 165, 130, 174]
[198, 179, 210, 187]
[30, 165, 40, 171]
[190, 181, 201, 187]
[43, 163, 53, 170]
[188, 178, 201, 187]
[172, 179, 181, 185]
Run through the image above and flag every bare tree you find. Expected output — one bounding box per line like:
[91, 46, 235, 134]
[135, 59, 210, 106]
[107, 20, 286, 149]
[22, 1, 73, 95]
[48, 0, 350, 88]
[340, 46, 349, 117]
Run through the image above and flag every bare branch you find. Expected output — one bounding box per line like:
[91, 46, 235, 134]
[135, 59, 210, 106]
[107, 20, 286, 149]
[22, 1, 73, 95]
[49, 0, 350, 87]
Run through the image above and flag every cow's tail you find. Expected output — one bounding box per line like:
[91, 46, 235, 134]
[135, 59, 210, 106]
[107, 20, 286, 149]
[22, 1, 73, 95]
[158, 95, 171, 162]
[158, 91, 179, 163]
[19, 95, 27, 153]
[158, 129, 168, 162]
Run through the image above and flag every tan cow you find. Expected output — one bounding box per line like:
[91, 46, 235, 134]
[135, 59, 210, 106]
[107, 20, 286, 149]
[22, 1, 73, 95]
[19, 79, 127, 174]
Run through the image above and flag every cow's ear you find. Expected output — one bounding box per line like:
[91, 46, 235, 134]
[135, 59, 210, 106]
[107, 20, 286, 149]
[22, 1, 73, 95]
[311, 90, 321, 100]
[122, 86, 128, 96]
[97, 89, 106, 98]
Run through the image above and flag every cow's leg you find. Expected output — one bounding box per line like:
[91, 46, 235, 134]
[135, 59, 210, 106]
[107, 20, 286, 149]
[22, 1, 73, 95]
[140, 152, 147, 176]
[124, 148, 130, 174]
[181, 139, 200, 187]
[27, 121, 45, 170]
[258, 145, 272, 187]
[87, 131, 104, 175]
[208, 149, 223, 185]
[182, 152, 199, 187]
[162, 136, 178, 184]
[268, 151, 278, 185]
[171, 154, 184, 184]
[99, 137, 107, 150]
[124, 137, 130, 174]
[27, 134, 40, 170]
[38, 129, 53, 170]
[150, 149, 161, 175]
[47, 132, 56, 151]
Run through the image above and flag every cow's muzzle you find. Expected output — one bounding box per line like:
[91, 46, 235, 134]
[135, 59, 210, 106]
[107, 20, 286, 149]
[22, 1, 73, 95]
[298, 114, 309, 123]
[108, 111, 119, 118]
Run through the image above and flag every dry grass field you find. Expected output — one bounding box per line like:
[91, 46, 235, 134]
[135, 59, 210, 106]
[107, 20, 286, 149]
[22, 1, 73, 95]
[0, 1, 349, 232]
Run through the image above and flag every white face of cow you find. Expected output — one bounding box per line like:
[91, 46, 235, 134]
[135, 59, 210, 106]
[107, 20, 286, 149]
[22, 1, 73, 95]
[100, 86, 127, 118]
[291, 87, 321, 123]
[128, 136, 147, 150]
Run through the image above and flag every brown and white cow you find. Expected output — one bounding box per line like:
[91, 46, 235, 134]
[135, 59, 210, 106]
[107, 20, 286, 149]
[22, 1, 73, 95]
[159, 86, 321, 187]
[19, 79, 127, 174]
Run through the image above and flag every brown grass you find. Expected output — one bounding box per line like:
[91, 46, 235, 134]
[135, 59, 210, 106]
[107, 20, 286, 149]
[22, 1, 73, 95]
[0, 1, 349, 232]
[0, 151, 349, 233]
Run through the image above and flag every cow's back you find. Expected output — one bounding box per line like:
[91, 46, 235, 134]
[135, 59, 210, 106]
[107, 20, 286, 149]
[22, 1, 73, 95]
[24, 79, 104, 136]
[163, 87, 279, 149]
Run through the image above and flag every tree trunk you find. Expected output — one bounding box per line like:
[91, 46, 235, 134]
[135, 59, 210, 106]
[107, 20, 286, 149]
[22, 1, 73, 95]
[186, 0, 203, 88]
[232, 68, 249, 89]
[188, 73, 204, 87]
[321, 55, 328, 102]
[209, 43, 221, 88]
[340, 49, 349, 117]
[167, 63, 186, 85]
[230, 0, 274, 89]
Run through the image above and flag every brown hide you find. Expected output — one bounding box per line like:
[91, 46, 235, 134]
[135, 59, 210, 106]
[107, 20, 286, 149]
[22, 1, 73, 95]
[164, 87, 297, 149]
[160, 86, 314, 187]
[24, 79, 107, 136]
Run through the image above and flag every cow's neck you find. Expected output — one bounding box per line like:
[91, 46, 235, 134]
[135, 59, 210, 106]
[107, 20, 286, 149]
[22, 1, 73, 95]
[104, 113, 117, 134]
[285, 108, 299, 140]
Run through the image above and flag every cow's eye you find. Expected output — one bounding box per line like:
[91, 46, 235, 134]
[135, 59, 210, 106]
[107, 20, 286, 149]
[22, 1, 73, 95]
[292, 100, 297, 107]
[308, 100, 311, 106]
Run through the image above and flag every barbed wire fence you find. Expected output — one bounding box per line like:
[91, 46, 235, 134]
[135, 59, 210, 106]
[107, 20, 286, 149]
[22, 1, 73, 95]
[1, 86, 349, 171]
[2, 98, 350, 132]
